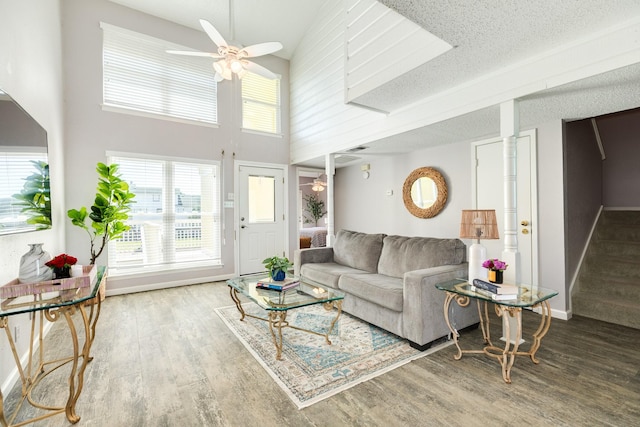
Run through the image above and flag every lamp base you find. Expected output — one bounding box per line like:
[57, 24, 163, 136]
[468, 243, 487, 283]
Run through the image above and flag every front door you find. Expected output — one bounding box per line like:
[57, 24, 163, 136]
[474, 130, 538, 286]
[237, 164, 286, 275]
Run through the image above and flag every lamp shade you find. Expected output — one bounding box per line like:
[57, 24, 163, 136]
[459, 209, 499, 241]
[460, 209, 499, 282]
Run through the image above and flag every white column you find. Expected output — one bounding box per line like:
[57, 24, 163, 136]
[500, 100, 519, 284]
[325, 154, 336, 247]
[500, 100, 523, 344]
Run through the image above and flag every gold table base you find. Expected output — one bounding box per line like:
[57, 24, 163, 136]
[229, 287, 342, 360]
[0, 293, 102, 426]
[443, 292, 552, 383]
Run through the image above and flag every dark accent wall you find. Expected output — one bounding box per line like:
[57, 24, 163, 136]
[564, 118, 603, 281]
[598, 108, 640, 207]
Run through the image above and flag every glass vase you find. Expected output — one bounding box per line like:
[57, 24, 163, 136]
[18, 243, 54, 283]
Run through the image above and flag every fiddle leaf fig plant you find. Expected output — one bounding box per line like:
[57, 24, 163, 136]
[68, 163, 135, 265]
[11, 160, 51, 229]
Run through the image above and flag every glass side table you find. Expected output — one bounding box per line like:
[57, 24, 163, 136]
[0, 266, 106, 426]
[435, 279, 558, 384]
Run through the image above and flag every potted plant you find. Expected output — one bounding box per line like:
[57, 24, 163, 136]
[67, 163, 135, 265]
[482, 258, 508, 284]
[262, 256, 293, 281]
[45, 253, 78, 279]
[303, 194, 327, 227]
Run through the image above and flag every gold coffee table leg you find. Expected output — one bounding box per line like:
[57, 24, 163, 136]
[229, 286, 246, 320]
[268, 311, 288, 360]
[322, 300, 342, 345]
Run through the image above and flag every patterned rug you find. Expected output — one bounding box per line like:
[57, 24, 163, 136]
[215, 302, 452, 409]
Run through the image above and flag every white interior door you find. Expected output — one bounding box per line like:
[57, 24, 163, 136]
[238, 165, 286, 275]
[474, 131, 538, 285]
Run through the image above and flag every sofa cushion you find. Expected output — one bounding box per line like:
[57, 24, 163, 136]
[378, 235, 466, 279]
[299, 262, 365, 289]
[338, 273, 403, 312]
[333, 230, 385, 273]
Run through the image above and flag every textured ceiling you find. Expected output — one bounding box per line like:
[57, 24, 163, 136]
[368, 0, 640, 112]
[109, 0, 640, 166]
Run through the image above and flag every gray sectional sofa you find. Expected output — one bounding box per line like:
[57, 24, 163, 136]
[294, 229, 480, 350]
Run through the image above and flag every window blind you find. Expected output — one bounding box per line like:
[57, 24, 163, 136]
[0, 150, 48, 232]
[107, 153, 221, 273]
[102, 23, 218, 125]
[241, 72, 281, 134]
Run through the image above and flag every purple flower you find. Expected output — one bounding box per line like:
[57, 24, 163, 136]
[482, 258, 508, 271]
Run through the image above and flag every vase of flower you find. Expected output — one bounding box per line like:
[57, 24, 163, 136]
[19, 243, 53, 283]
[482, 258, 507, 284]
[45, 253, 78, 282]
[53, 266, 72, 279]
[488, 269, 503, 284]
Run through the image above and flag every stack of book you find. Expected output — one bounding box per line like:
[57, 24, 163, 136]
[255, 277, 300, 291]
[471, 279, 519, 300]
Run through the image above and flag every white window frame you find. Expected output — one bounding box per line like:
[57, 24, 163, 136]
[101, 22, 218, 127]
[241, 72, 282, 136]
[106, 152, 222, 276]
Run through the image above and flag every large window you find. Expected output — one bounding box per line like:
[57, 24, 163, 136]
[102, 23, 218, 125]
[241, 72, 281, 135]
[107, 153, 221, 274]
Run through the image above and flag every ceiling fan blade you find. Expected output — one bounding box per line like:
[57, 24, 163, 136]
[199, 19, 228, 48]
[240, 42, 283, 58]
[243, 60, 277, 79]
[166, 50, 223, 59]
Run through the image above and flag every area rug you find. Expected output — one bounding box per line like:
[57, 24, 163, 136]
[215, 303, 452, 409]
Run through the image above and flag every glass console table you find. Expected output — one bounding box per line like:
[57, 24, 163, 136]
[435, 279, 558, 384]
[0, 266, 106, 426]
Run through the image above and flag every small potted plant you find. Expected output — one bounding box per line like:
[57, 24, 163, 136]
[262, 256, 293, 281]
[482, 258, 508, 284]
[46, 253, 78, 279]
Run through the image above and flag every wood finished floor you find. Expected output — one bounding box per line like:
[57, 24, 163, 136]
[4, 281, 640, 426]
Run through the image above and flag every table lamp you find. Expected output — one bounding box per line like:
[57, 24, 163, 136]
[459, 210, 499, 282]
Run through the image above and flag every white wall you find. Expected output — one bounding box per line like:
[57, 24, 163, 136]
[61, 0, 291, 293]
[0, 0, 65, 395]
[536, 120, 568, 316]
[335, 141, 471, 238]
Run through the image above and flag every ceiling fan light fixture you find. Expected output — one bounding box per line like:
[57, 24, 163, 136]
[312, 183, 325, 192]
[230, 58, 244, 73]
[167, 15, 282, 81]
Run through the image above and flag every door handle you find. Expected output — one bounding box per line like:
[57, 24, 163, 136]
[241, 225, 247, 229]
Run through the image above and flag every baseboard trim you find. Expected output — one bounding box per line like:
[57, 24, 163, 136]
[106, 273, 235, 297]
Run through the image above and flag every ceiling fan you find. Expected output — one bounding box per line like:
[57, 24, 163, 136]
[300, 175, 327, 192]
[167, 6, 282, 82]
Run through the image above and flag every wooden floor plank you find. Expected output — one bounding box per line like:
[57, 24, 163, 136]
[3, 281, 638, 426]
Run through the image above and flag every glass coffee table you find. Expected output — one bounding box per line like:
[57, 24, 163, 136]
[226, 273, 345, 360]
[435, 279, 558, 383]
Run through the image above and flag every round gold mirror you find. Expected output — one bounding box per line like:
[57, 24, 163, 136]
[402, 167, 448, 218]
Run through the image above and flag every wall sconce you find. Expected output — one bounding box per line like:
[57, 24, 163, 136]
[361, 163, 370, 179]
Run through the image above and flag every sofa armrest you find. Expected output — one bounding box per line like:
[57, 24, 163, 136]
[402, 263, 479, 346]
[293, 247, 334, 276]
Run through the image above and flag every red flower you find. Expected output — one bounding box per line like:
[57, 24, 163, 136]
[45, 254, 78, 269]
